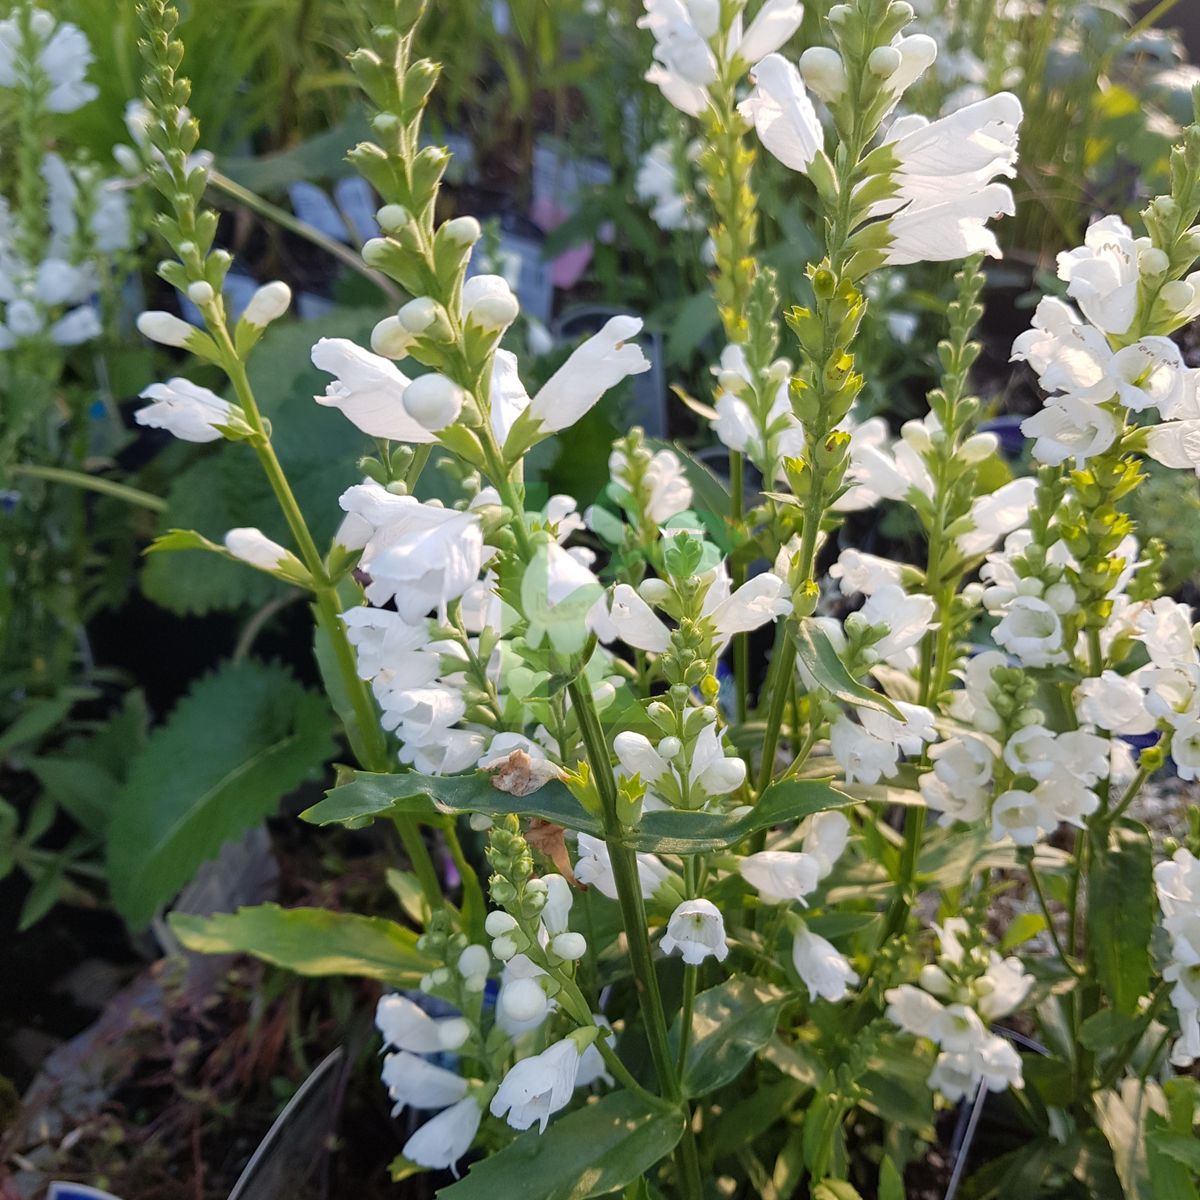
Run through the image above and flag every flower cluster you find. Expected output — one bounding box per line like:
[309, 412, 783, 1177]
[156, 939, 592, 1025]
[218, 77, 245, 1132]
[1155, 848, 1200, 1067]
[886, 918, 1031, 1102]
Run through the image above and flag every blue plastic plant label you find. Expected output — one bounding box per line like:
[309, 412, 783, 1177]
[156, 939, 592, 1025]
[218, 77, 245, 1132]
[47, 1185, 125, 1200]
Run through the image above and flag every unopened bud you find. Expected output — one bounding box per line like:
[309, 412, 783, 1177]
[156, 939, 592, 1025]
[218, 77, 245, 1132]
[442, 215, 482, 246]
[137, 309, 196, 348]
[242, 280, 292, 328]
[868, 45, 902, 77]
[377, 204, 412, 234]
[187, 281, 214, 306]
[371, 316, 414, 359]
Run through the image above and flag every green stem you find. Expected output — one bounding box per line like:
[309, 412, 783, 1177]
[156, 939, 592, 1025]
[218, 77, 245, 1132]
[8, 464, 168, 512]
[1028, 858, 1083, 978]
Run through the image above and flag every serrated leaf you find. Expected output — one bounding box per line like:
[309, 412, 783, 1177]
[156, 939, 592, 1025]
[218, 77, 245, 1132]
[144, 527, 225, 556]
[676, 978, 788, 1097]
[1089, 820, 1153, 1017]
[169, 903, 432, 985]
[108, 660, 334, 926]
[304, 771, 852, 855]
[792, 618, 902, 718]
[438, 1090, 683, 1200]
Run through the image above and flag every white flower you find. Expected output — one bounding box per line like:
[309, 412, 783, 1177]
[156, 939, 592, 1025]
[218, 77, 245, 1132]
[638, 0, 718, 115]
[829, 548, 906, 597]
[611, 445, 694, 522]
[1108, 337, 1186, 414]
[498, 976, 550, 1029]
[462, 274, 520, 333]
[0, 11, 98, 112]
[224, 528, 290, 571]
[312, 337, 437, 442]
[736, 0, 805, 63]
[919, 735, 993, 827]
[711, 345, 804, 475]
[792, 921, 858, 1002]
[50, 305, 101, 346]
[884, 983, 944, 1039]
[636, 141, 703, 232]
[402, 1096, 483, 1174]
[338, 484, 484, 618]
[957, 478, 1037, 557]
[739, 53, 824, 174]
[1075, 671, 1154, 735]
[521, 316, 651, 440]
[660, 898, 729, 965]
[702, 569, 791, 646]
[739, 850, 821, 905]
[688, 722, 747, 797]
[523, 542, 604, 656]
[490, 1037, 582, 1133]
[575, 833, 670, 901]
[1021, 398, 1119, 467]
[1011, 296, 1114, 401]
[1147, 419, 1200, 476]
[797, 46, 846, 101]
[1057, 215, 1144, 335]
[992, 595, 1067, 667]
[801, 810, 850, 878]
[990, 787, 1054, 846]
[589, 583, 672, 652]
[875, 93, 1021, 220]
[381, 1051, 469, 1114]
[134, 378, 235, 443]
[857, 585, 935, 664]
[403, 372, 465, 433]
[376, 993, 468, 1053]
[883, 182, 1016, 265]
[975, 954, 1033, 1022]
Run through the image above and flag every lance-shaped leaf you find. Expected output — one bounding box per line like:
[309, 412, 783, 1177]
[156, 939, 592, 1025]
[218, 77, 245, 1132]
[170, 903, 433, 985]
[303, 771, 852, 855]
[1088, 819, 1153, 1017]
[676, 978, 789, 1097]
[792, 617, 902, 718]
[439, 1090, 684, 1200]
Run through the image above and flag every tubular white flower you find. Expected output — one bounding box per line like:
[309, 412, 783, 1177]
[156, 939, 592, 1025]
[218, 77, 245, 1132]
[739, 850, 821, 905]
[883, 182, 1015, 266]
[381, 1051, 469, 1114]
[575, 833, 671, 901]
[1057, 215, 1144, 336]
[660, 898, 729, 965]
[1108, 337, 1186, 414]
[792, 921, 859, 1002]
[703, 569, 791, 644]
[1021, 399, 1119, 467]
[956, 477, 1037, 556]
[829, 548, 905, 597]
[376, 993, 450, 1054]
[462, 273, 520, 332]
[736, 0, 804, 62]
[224, 528, 290, 570]
[797, 46, 846, 102]
[312, 337, 435, 442]
[589, 583, 672, 653]
[521, 316, 651, 439]
[402, 1096, 483, 1175]
[0, 11, 99, 113]
[738, 53, 824, 174]
[134, 378, 235, 443]
[338, 484, 485, 617]
[490, 1037, 582, 1133]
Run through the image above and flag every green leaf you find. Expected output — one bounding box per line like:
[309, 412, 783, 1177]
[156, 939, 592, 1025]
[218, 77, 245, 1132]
[1088, 820, 1154, 1016]
[677, 978, 788, 1097]
[438, 1090, 684, 1200]
[792, 618, 902, 718]
[1080, 1009, 1146, 1054]
[813, 1183, 864, 1200]
[108, 660, 335, 926]
[0, 695, 72, 757]
[999, 910, 1048, 952]
[304, 771, 852, 855]
[303, 770, 602, 836]
[879, 1158, 905, 1200]
[18, 859, 67, 931]
[27, 756, 119, 835]
[170, 903, 433, 985]
[1096, 1081, 1159, 1200]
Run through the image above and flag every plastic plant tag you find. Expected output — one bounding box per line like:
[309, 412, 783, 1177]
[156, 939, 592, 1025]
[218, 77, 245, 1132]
[225, 1048, 346, 1200]
[48, 1187, 125, 1200]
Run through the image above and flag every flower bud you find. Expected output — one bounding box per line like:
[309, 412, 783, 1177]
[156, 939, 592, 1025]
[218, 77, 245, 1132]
[827, 3, 851, 25]
[243, 281, 292, 328]
[918, 964, 952, 995]
[377, 204, 412, 233]
[551, 932, 587, 961]
[499, 977, 548, 1024]
[1138, 247, 1170, 277]
[469, 812, 494, 832]
[485, 911, 517, 936]
[468, 290, 520, 332]
[638, 578, 672, 605]
[371, 315, 414, 359]
[437, 1018, 471, 1050]
[658, 735, 683, 760]
[799, 48, 848, 105]
[458, 944, 490, 979]
[491, 935, 519, 960]
[901, 419, 932, 452]
[868, 45, 902, 77]
[137, 310, 196, 348]
[224, 527, 289, 570]
[960, 432, 998, 463]
[1160, 280, 1195, 312]
[361, 238, 392, 267]
[398, 296, 441, 334]
[442, 215, 481, 246]
[187, 280, 214, 306]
